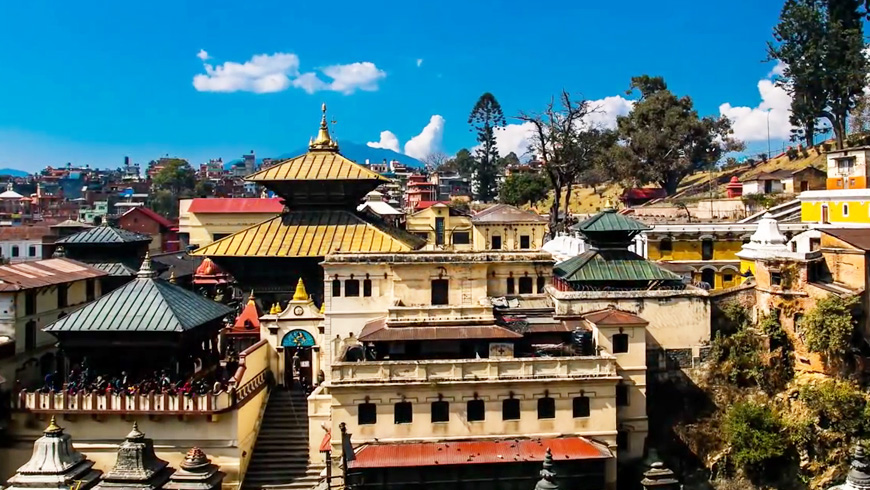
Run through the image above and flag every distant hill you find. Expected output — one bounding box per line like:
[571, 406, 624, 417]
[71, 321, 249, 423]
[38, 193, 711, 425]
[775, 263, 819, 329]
[0, 168, 30, 177]
[225, 142, 424, 170]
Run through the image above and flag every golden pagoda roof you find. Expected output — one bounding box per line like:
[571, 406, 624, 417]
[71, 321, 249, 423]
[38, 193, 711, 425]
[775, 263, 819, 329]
[191, 210, 423, 258]
[246, 104, 388, 184]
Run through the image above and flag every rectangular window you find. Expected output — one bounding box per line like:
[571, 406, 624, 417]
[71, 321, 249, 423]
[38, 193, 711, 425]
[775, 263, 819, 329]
[394, 401, 413, 424]
[506, 277, 515, 294]
[363, 279, 372, 297]
[573, 396, 591, 418]
[212, 233, 231, 241]
[57, 284, 68, 308]
[435, 217, 445, 246]
[358, 403, 377, 425]
[25, 291, 36, 316]
[838, 157, 855, 173]
[491, 236, 502, 250]
[520, 235, 531, 249]
[332, 279, 341, 297]
[612, 333, 629, 354]
[723, 274, 734, 283]
[502, 398, 520, 420]
[616, 384, 629, 406]
[452, 231, 470, 245]
[771, 271, 782, 286]
[431, 279, 449, 305]
[701, 239, 714, 260]
[537, 397, 555, 419]
[11, 246, 19, 258]
[86, 279, 95, 302]
[345, 279, 360, 297]
[537, 276, 546, 293]
[431, 400, 449, 423]
[518, 277, 533, 294]
[25, 321, 36, 351]
[414, 232, 429, 241]
[810, 238, 821, 251]
[659, 238, 673, 254]
[28, 245, 36, 257]
[467, 399, 485, 422]
[617, 430, 629, 451]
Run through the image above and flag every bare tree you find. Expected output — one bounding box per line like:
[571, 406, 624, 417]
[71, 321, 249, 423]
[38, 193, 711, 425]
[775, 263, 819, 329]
[422, 151, 450, 171]
[518, 91, 613, 237]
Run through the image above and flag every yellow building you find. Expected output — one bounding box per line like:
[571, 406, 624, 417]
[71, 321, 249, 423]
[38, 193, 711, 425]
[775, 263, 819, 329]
[178, 198, 285, 248]
[471, 203, 549, 251]
[645, 222, 807, 289]
[800, 146, 870, 225]
[404, 202, 473, 250]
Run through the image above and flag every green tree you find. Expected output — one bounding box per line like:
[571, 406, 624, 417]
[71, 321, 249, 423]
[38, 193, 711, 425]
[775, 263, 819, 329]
[150, 189, 178, 218]
[499, 152, 521, 169]
[723, 401, 788, 470]
[152, 158, 196, 195]
[769, 0, 868, 149]
[615, 75, 744, 195]
[499, 172, 550, 207]
[194, 179, 215, 198]
[468, 93, 506, 202]
[799, 294, 859, 360]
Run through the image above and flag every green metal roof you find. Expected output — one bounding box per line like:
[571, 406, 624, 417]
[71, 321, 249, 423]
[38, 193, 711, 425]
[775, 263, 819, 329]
[87, 262, 138, 277]
[554, 249, 681, 283]
[45, 266, 233, 333]
[572, 209, 650, 233]
[55, 225, 151, 245]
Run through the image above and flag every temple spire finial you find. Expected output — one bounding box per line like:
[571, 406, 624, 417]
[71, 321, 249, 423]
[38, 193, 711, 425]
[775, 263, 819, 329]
[137, 251, 156, 279]
[44, 415, 62, 435]
[293, 278, 309, 302]
[309, 103, 338, 152]
[169, 268, 177, 284]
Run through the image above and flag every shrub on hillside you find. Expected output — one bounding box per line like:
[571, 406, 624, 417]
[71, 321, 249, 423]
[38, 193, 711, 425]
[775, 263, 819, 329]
[723, 401, 789, 470]
[799, 295, 859, 361]
[798, 379, 867, 434]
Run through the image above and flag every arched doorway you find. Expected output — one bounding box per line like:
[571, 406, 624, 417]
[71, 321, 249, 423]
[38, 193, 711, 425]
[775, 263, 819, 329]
[701, 268, 715, 288]
[281, 329, 316, 391]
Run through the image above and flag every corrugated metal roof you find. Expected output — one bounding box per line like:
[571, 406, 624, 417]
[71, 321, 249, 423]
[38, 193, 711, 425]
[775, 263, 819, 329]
[472, 204, 547, 223]
[45, 276, 233, 333]
[191, 210, 424, 258]
[554, 249, 681, 283]
[187, 198, 285, 214]
[87, 262, 138, 277]
[122, 206, 174, 229]
[583, 308, 648, 326]
[358, 322, 523, 342]
[349, 437, 612, 469]
[55, 225, 151, 245]
[823, 228, 870, 251]
[573, 209, 650, 233]
[246, 150, 389, 183]
[0, 258, 107, 292]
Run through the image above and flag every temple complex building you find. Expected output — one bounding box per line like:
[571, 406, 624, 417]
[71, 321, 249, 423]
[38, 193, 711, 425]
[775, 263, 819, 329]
[53, 223, 151, 292]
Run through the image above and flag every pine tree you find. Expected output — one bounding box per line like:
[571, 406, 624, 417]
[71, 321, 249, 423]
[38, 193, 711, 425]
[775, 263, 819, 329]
[468, 93, 506, 202]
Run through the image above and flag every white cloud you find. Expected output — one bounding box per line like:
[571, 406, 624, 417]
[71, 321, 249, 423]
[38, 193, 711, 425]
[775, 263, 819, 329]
[367, 131, 401, 153]
[404, 115, 446, 159]
[193, 52, 386, 95]
[493, 122, 538, 159]
[719, 77, 794, 142]
[193, 53, 300, 93]
[768, 60, 786, 78]
[416, 58, 423, 67]
[585, 96, 634, 130]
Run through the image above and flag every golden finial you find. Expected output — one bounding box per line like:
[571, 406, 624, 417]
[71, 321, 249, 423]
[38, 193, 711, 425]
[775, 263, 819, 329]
[274, 301, 283, 314]
[45, 415, 62, 435]
[249, 289, 255, 302]
[309, 103, 338, 151]
[293, 278, 309, 302]
[269, 303, 276, 315]
[319, 302, 325, 315]
[169, 268, 177, 284]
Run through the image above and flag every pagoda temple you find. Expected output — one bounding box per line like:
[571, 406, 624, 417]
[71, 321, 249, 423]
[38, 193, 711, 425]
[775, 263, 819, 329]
[5, 416, 102, 490]
[44, 253, 233, 379]
[94, 423, 174, 490]
[193, 104, 424, 306]
[555, 208, 683, 291]
[54, 222, 152, 292]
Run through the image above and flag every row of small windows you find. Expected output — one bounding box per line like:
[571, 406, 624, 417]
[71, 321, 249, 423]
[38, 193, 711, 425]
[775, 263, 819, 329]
[358, 390, 629, 426]
[506, 276, 547, 295]
[1, 245, 38, 259]
[491, 235, 532, 250]
[332, 278, 373, 298]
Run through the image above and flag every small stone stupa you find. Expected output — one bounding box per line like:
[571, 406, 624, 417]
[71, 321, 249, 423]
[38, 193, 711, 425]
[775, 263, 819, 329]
[5, 416, 102, 490]
[831, 444, 870, 490]
[164, 447, 224, 490]
[641, 461, 680, 489]
[534, 448, 559, 490]
[95, 422, 174, 490]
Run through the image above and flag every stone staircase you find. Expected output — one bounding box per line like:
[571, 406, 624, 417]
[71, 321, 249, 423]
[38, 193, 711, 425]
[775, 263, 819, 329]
[242, 389, 325, 490]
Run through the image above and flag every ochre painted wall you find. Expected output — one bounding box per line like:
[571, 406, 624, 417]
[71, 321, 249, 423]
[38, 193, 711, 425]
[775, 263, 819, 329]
[802, 199, 870, 224]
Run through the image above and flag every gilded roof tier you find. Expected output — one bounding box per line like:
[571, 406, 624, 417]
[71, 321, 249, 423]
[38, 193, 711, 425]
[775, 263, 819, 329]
[245, 150, 388, 183]
[192, 210, 423, 258]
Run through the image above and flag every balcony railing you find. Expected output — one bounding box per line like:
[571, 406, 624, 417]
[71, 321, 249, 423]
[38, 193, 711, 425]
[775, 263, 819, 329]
[329, 355, 618, 385]
[387, 304, 494, 324]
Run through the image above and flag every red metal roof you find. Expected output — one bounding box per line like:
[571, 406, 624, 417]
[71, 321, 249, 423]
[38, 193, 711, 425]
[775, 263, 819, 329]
[187, 198, 284, 214]
[122, 206, 175, 229]
[0, 258, 107, 292]
[229, 297, 261, 336]
[583, 308, 648, 326]
[413, 200, 450, 210]
[349, 437, 612, 469]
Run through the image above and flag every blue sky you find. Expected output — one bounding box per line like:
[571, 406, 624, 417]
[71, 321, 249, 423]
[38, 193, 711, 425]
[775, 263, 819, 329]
[0, 0, 789, 171]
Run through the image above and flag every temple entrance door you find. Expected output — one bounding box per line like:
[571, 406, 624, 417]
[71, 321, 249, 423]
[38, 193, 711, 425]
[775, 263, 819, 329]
[280, 329, 317, 391]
